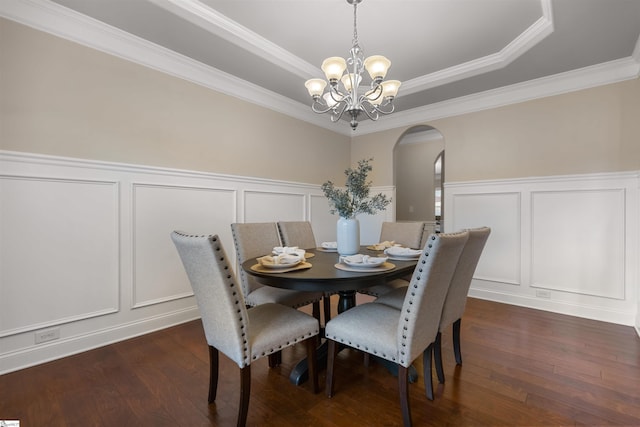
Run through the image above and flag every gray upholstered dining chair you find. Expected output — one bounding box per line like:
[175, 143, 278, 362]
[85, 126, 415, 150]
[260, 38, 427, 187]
[277, 221, 317, 249]
[171, 231, 319, 427]
[358, 221, 426, 297]
[379, 221, 426, 249]
[375, 226, 491, 385]
[325, 231, 469, 427]
[230, 222, 323, 315]
[277, 220, 333, 324]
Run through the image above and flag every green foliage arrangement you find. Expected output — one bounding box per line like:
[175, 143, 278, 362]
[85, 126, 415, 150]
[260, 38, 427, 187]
[321, 158, 391, 219]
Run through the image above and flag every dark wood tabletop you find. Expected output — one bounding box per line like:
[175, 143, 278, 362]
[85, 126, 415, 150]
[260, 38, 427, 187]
[241, 246, 419, 294]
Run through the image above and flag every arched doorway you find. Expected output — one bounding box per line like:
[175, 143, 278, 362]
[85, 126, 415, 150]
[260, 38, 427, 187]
[393, 125, 444, 231]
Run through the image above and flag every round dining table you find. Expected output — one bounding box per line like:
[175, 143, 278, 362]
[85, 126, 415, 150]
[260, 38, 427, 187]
[241, 246, 420, 385]
[241, 246, 418, 313]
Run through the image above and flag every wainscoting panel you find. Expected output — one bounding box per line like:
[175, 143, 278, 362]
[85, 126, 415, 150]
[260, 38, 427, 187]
[131, 183, 237, 308]
[0, 175, 119, 337]
[310, 194, 337, 246]
[450, 192, 521, 285]
[446, 172, 639, 327]
[243, 190, 306, 223]
[531, 189, 626, 299]
[1, 151, 363, 374]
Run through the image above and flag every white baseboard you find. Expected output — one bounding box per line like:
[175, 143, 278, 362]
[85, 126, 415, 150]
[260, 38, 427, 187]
[0, 307, 200, 375]
[468, 289, 636, 327]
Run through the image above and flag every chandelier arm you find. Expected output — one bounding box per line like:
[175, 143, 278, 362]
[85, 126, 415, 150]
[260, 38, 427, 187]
[329, 87, 344, 103]
[311, 98, 341, 114]
[359, 98, 380, 121]
[373, 99, 396, 115]
[330, 102, 349, 122]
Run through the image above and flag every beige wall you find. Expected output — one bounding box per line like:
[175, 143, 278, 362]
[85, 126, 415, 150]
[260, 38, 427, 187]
[0, 19, 350, 184]
[352, 78, 640, 185]
[3, 18, 639, 186]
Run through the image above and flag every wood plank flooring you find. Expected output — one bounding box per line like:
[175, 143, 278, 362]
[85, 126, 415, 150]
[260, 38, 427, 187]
[2, 297, 639, 426]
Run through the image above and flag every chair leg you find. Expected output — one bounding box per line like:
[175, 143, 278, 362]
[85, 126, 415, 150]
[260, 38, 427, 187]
[398, 365, 412, 427]
[312, 301, 321, 322]
[434, 332, 445, 384]
[422, 343, 434, 401]
[306, 335, 319, 393]
[238, 365, 251, 427]
[453, 318, 462, 365]
[268, 351, 281, 367]
[208, 346, 219, 404]
[326, 339, 338, 397]
[323, 294, 332, 324]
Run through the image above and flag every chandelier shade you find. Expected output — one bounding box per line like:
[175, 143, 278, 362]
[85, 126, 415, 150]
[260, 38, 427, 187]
[363, 55, 391, 81]
[304, 0, 401, 130]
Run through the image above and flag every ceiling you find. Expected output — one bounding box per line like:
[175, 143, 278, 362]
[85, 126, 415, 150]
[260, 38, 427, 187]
[4, 0, 640, 135]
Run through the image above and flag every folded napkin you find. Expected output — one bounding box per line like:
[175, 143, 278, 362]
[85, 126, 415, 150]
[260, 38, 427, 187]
[384, 246, 422, 257]
[340, 254, 388, 265]
[258, 253, 302, 266]
[368, 240, 396, 251]
[272, 246, 305, 257]
[321, 241, 337, 249]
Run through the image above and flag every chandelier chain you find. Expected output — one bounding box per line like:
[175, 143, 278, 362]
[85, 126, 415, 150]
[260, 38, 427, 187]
[352, 1, 359, 48]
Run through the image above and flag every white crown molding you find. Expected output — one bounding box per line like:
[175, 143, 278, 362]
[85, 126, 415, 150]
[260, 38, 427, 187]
[1, 0, 637, 139]
[401, 0, 554, 95]
[148, 0, 319, 78]
[357, 55, 640, 135]
[633, 34, 640, 63]
[0, 0, 342, 133]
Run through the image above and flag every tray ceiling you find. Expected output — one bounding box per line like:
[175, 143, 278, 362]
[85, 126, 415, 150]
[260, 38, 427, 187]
[3, 0, 640, 134]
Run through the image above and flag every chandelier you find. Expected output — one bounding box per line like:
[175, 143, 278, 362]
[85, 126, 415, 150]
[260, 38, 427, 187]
[304, 0, 401, 130]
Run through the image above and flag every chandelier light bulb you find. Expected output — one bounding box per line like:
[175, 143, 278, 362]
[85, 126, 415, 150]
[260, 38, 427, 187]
[381, 80, 401, 99]
[341, 73, 362, 92]
[364, 55, 391, 81]
[321, 57, 347, 82]
[323, 92, 340, 108]
[365, 88, 384, 106]
[305, 79, 327, 97]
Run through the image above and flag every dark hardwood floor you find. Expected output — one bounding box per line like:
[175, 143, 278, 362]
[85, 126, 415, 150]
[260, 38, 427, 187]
[2, 297, 640, 426]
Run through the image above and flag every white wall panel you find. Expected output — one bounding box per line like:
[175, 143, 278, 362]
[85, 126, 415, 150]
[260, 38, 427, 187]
[243, 191, 305, 223]
[0, 176, 119, 336]
[531, 189, 625, 299]
[132, 183, 236, 308]
[450, 192, 521, 285]
[310, 194, 337, 245]
[0, 151, 344, 374]
[446, 172, 638, 327]
[2, 151, 636, 373]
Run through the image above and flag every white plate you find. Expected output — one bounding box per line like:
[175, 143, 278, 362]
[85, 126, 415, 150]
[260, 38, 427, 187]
[341, 255, 388, 268]
[320, 242, 338, 251]
[384, 248, 422, 259]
